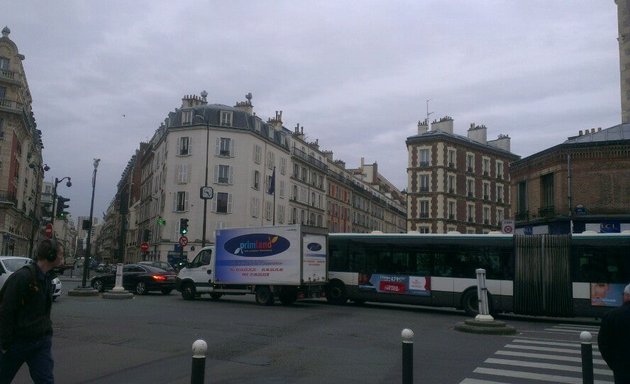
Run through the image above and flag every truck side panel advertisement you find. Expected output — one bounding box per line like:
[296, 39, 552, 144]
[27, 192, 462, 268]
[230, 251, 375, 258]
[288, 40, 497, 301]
[302, 233, 327, 283]
[215, 226, 301, 284]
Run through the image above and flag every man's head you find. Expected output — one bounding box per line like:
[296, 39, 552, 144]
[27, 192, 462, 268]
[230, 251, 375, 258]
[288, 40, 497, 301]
[624, 283, 630, 304]
[36, 239, 64, 269]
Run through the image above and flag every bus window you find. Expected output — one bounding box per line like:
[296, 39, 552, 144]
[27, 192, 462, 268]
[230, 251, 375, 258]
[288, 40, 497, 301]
[414, 251, 432, 276]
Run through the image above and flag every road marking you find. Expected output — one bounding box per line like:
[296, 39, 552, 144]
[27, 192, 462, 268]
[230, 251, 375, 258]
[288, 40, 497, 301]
[473, 367, 612, 384]
[485, 358, 612, 376]
[460, 378, 511, 384]
[544, 327, 598, 335]
[513, 339, 602, 354]
[496, 350, 607, 365]
[505, 344, 581, 354]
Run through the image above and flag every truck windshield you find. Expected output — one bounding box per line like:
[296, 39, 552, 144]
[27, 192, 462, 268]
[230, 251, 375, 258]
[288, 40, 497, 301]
[192, 250, 212, 267]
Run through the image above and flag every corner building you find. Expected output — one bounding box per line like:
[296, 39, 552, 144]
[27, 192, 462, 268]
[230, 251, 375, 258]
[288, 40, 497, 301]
[406, 117, 519, 233]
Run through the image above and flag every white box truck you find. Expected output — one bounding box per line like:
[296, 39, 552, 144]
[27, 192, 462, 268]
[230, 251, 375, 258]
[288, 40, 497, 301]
[175, 225, 327, 305]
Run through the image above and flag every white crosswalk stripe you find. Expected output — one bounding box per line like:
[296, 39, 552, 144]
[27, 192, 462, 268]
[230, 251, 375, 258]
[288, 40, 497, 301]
[459, 325, 614, 384]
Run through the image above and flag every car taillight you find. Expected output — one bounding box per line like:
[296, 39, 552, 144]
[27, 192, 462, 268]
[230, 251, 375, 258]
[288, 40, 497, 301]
[152, 275, 167, 281]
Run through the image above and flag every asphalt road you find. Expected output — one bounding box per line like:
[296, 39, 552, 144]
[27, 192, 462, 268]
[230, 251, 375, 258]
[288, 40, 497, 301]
[11, 278, 608, 384]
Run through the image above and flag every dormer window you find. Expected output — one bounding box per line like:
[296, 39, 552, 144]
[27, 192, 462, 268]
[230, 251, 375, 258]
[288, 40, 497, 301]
[181, 110, 192, 125]
[220, 111, 233, 126]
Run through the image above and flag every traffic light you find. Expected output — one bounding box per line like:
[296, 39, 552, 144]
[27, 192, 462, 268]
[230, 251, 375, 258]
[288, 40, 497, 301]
[179, 218, 189, 235]
[56, 196, 70, 219]
[142, 229, 152, 242]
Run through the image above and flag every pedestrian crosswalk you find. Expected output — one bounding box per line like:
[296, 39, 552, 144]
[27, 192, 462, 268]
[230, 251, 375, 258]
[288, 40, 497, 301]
[459, 324, 613, 384]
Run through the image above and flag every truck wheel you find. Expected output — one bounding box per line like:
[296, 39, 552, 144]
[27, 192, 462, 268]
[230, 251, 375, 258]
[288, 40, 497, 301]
[326, 281, 348, 305]
[255, 286, 274, 306]
[210, 293, 222, 300]
[181, 282, 196, 300]
[279, 287, 298, 305]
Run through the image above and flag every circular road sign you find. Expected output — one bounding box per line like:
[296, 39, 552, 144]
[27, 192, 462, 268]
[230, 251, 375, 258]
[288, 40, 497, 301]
[45, 223, 53, 239]
[179, 236, 189, 247]
[140, 242, 149, 252]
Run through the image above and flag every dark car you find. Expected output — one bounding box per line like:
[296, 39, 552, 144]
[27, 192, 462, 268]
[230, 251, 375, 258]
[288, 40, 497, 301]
[90, 264, 176, 295]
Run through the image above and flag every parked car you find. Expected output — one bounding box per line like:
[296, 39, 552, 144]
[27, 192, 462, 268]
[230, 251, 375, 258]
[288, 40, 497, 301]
[0, 256, 62, 301]
[138, 260, 176, 272]
[52, 276, 62, 301]
[0, 256, 33, 291]
[90, 264, 176, 295]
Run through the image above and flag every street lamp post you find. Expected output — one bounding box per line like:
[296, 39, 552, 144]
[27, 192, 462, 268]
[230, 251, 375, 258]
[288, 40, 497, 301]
[81, 158, 100, 288]
[195, 113, 210, 248]
[51, 176, 72, 226]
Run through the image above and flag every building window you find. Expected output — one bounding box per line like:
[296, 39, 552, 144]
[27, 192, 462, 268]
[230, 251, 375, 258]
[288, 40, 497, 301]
[0, 57, 9, 70]
[265, 201, 273, 221]
[496, 184, 504, 203]
[419, 174, 430, 192]
[466, 153, 475, 172]
[448, 200, 456, 220]
[251, 197, 260, 218]
[253, 145, 262, 164]
[215, 192, 232, 214]
[220, 111, 233, 126]
[496, 161, 504, 180]
[517, 181, 527, 216]
[467, 204, 474, 222]
[0, 86, 6, 100]
[482, 157, 490, 176]
[278, 205, 285, 224]
[252, 170, 260, 190]
[466, 178, 475, 198]
[419, 148, 430, 167]
[448, 148, 456, 168]
[215, 165, 232, 184]
[217, 137, 232, 157]
[448, 174, 456, 194]
[540, 173, 554, 214]
[178, 137, 190, 156]
[483, 206, 490, 225]
[418, 226, 430, 234]
[176, 164, 190, 184]
[267, 151, 275, 169]
[483, 182, 490, 200]
[419, 200, 430, 218]
[175, 191, 188, 212]
[181, 110, 192, 125]
[497, 208, 504, 224]
[280, 157, 287, 175]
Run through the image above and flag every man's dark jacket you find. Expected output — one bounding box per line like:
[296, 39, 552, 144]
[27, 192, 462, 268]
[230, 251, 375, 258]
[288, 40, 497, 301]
[598, 301, 630, 379]
[0, 264, 53, 350]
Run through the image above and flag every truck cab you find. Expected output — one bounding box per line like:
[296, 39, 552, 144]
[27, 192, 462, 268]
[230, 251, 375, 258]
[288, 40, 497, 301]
[175, 246, 216, 299]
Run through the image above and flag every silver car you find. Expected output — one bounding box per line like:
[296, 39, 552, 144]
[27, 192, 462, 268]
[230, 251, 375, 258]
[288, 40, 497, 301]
[0, 256, 62, 301]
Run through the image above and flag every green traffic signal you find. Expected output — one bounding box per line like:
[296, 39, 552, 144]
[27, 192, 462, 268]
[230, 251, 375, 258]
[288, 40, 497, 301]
[180, 218, 189, 235]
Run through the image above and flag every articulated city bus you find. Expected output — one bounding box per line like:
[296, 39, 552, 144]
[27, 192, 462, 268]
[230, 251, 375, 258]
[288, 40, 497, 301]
[326, 232, 630, 317]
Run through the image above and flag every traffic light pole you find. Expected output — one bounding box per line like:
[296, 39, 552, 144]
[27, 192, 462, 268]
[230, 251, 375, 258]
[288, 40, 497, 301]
[51, 176, 72, 226]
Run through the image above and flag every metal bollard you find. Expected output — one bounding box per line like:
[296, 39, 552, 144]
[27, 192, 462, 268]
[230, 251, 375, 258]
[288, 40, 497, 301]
[580, 331, 594, 384]
[475, 268, 494, 321]
[191, 339, 207, 384]
[401, 328, 414, 384]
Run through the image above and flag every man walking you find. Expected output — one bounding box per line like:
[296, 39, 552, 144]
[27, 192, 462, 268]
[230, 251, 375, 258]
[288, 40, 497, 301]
[598, 283, 630, 384]
[0, 239, 64, 383]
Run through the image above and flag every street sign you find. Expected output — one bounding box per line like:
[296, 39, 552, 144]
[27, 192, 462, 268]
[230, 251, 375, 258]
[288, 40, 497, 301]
[179, 236, 188, 247]
[45, 223, 53, 239]
[140, 242, 150, 252]
[501, 220, 514, 234]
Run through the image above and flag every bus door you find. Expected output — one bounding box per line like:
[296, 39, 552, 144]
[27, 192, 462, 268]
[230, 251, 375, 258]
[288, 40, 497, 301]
[513, 234, 572, 316]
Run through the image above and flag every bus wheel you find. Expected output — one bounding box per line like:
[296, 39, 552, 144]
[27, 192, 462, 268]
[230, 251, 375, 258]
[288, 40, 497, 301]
[279, 287, 298, 305]
[255, 286, 274, 306]
[326, 281, 348, 305]
[181, 282, 196, 300]
[461, 289, 479, 317]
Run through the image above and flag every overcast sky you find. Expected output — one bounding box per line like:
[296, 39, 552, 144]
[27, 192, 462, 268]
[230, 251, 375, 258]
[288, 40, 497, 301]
[4, 1, 621, 221]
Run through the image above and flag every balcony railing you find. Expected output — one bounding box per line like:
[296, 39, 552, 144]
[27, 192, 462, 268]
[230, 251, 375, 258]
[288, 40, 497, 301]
[516, 211, 529, 221]
[0, 191, 18, 205]
[538, 206, 555, 217]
